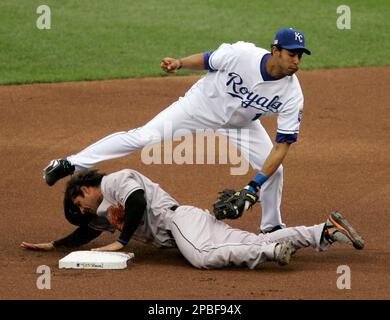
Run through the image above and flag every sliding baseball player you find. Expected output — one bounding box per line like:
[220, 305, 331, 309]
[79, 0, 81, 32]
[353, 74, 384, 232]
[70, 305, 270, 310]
[23, 169, 364, 269]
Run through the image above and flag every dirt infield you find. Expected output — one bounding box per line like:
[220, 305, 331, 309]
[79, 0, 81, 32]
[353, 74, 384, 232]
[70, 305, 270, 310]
[0, 67, 389, 300]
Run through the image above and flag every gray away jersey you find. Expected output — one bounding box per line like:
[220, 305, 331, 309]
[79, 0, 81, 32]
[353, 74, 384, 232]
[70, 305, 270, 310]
[96, 169, 179, 247]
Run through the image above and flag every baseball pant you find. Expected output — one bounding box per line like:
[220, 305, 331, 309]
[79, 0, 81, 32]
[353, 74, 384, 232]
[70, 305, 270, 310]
[168, 206, 328, 269]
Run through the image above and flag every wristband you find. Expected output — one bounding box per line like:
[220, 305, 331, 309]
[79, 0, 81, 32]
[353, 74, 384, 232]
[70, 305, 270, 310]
[116, 238, 128, 246]
[250, 172, 269, 190]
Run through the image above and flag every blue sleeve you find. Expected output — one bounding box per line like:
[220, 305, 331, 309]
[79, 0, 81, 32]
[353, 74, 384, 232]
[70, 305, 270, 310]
[203, 51, 215, 71]
[275, 133, 298, 144]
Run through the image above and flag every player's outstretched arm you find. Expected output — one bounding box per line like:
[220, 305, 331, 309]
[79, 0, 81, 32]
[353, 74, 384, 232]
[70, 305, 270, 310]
[213, 143, 292, 220]
[259, 142, 291, 177]
[20, 241, 55, 251]
[21, 226, 103, 251]
[161, 53, 205, 73]
[246, 142, 291, 192]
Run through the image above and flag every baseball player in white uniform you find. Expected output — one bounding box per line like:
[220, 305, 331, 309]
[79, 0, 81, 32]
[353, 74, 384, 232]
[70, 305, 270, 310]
[23, 169, 365, 269]
[43, 28, 311, 233]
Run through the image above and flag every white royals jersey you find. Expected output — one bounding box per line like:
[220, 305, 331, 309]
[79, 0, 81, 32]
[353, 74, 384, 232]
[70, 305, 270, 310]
[96, 169, 179, 247]
[184, 41, 304, 138]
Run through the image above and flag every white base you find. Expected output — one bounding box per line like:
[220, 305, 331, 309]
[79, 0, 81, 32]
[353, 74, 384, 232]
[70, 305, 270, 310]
[59, 251, 135, 270]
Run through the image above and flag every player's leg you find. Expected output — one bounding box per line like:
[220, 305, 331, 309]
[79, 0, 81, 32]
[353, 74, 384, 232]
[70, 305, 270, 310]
[260, 223, 328, 252]
[66, 100, 197, 169]
[259, 211, 365, 252]
[218, 121, 284, 233]
[169, 206, 293, 269]
[44, 98, 220, 185]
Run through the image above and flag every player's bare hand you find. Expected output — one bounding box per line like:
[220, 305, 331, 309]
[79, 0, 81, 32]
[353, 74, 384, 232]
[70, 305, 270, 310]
[91, 241, 124, 252]
[21, 241, 55, 251]
[160, 57, 181, 73]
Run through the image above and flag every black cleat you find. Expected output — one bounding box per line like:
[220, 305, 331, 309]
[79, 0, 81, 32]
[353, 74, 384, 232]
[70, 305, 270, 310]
[43, 159, 75, 186]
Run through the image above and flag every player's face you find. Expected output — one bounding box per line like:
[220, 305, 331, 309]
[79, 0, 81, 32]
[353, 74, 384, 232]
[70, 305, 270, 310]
[73, 186, 102, 214]
[277, 48, 303, 76]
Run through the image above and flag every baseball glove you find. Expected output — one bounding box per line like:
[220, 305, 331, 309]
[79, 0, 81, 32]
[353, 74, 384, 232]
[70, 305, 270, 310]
[108, 203, 125, 231]
[213, 188, 259, 220]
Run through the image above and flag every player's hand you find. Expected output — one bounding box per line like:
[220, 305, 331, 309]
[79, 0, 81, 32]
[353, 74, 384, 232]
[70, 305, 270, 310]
[20, 241, 55, 251]
[91, 241, 124, 252]
[160, 57, 181, 73]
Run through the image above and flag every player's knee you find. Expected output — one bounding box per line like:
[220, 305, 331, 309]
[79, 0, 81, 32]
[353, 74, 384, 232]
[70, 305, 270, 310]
[200, 252, 227, 269]
[128, 127, 162, 147]
[179, 249, 204, 269]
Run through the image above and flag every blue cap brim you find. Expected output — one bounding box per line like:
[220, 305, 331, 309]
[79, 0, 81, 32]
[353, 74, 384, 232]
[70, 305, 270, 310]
[280, 45, 311, 55]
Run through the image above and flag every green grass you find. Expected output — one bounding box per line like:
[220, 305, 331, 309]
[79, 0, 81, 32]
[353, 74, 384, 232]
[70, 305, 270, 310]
[0, 0, 389, 84]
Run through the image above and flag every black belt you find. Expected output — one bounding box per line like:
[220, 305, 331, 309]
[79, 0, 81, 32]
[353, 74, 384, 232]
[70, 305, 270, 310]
[170, 205, 179, 211]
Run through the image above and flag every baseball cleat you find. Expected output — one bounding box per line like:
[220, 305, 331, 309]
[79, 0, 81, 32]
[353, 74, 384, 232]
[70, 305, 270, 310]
[323, 211, 365, 250]
[275, 240, 295, 266]
[43, 158, 75, 186]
